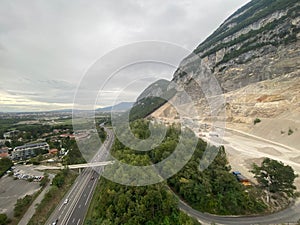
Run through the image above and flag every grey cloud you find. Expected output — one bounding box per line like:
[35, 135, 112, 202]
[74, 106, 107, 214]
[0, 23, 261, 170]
[0, 0, 250, 111]
[6, 90, 39, 96]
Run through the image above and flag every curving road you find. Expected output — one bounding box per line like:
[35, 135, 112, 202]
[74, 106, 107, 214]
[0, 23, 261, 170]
[179, 198, 300, 225]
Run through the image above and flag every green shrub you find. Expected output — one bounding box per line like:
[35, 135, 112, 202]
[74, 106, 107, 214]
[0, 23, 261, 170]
[14, 195, 34, 217]
[288, 128, 294, 135]
[0, 158, 13, 177]
[254, 118, 261, 125]
[0, 213, 9, 225]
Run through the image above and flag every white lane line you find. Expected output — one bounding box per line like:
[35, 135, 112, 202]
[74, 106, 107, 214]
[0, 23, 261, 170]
[61, 206, 66, 215]
[66, 181, 78, 199]
[62, 171, 92, 225]
[58, 203, 64, 211]
[53, 178, 80, 223]
[77, 218, 81, 225]
[85, 179, 97, 206]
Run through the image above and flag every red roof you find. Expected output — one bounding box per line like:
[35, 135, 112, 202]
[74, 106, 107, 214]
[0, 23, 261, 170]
[49, 148, 58, 154]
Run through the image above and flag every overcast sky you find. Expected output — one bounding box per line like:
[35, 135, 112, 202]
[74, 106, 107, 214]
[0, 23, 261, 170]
[0, 0, 250, 112]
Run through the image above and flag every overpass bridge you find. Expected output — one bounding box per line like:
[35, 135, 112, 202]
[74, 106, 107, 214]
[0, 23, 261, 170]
[36, 161, 114, 170]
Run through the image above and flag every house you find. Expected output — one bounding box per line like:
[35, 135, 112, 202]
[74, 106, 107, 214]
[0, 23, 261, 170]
[49, 148, 58, 155]
[12, 142, 49, 160]
[60, 134, 75, 139]
[0, 147, 9, 158]
[4, 130, 19, 139]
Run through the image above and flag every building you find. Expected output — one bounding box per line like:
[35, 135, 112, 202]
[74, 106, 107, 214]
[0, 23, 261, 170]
[3, 130, 19, 139]
[60, 133, 75, 139]
[0, 147, 9, 158]
[12, 142, 49, 160]
[48, 148, 58, 155]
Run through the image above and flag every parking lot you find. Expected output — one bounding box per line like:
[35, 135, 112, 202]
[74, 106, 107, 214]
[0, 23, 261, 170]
[0, 164, 44, 218]
[0, 175, 41, 218]
[11, 165, 44, 182]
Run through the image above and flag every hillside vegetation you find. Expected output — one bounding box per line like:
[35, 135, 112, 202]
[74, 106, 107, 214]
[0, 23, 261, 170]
[86, 120, 271, 224]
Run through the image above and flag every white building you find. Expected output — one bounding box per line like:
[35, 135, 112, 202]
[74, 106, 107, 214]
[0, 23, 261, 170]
[12, 142, 49, 160]
[4, 130, 19, 139]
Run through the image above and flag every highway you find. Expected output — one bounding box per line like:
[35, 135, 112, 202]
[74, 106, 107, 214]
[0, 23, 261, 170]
[46, 128, 114, 225]
[45, 124, 300, 225]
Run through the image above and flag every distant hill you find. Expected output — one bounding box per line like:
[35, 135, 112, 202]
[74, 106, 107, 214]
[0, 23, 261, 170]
[96, 102, 134, 112]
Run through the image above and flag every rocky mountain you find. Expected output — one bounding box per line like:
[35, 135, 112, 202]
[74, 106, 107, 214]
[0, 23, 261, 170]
[135, 79, 170, 104]
[128, 79, 177, 121]
[138, 0, 300, 149]
[172, 0, 299, 96]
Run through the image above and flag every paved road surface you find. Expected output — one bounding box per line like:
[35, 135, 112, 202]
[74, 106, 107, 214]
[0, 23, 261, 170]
[46, 128, 114, 225]
[179, 198, 300, 225]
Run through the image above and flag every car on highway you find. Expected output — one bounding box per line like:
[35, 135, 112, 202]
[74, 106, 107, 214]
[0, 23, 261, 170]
[52, 219, 58, 225]
[91, 176, 94, 180]
[63, 198, 69, 204]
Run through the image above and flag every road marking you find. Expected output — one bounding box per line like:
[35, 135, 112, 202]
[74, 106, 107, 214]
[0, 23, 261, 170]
[48, 130, 114, 225]
[66, 181, 78, 199]
[62, 170, 92, 225]
[85, 178, 97, 206]
[59, 203, 64, 211]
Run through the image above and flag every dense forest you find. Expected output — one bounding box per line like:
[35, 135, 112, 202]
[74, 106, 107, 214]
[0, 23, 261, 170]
[85, 179, 200, 225]
[85, 120, 200, 224]
[85, 120, 269, 224]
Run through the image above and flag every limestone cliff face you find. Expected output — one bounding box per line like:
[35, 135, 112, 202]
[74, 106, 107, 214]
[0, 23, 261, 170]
[147, 0, 300, 142]
[172, 0, 300, 98]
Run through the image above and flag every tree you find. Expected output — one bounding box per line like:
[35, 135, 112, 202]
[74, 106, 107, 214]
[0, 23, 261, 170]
[40, 173, 49, 187]
[14, 195, 33, 217]
[52, 172, 65, 188]
[4, 141, 11, 148]
[251, 158, 298, 196]
[0, 158, 13, 177]
[0, 213, 9, 225]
